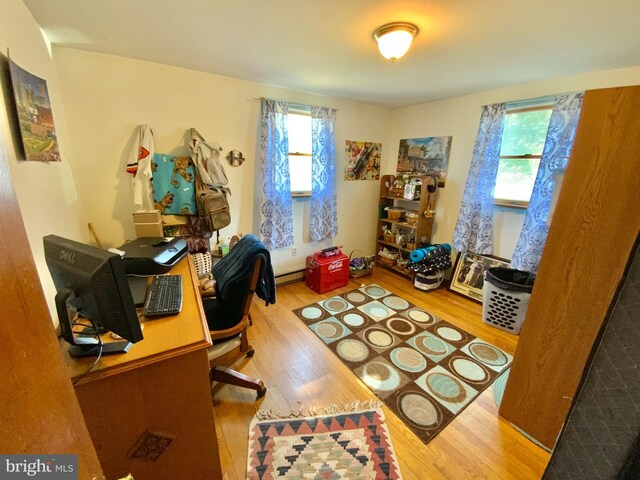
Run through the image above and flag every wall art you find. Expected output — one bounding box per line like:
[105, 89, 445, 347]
[396, 136, 452, 186]
[9, 59, 60, 162]
[344, 140, 381, 180]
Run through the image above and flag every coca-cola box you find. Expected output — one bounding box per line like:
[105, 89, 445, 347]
[305, 252, 349, 294]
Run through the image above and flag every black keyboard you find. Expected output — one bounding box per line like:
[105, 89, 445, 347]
[142, 275, 183, 317]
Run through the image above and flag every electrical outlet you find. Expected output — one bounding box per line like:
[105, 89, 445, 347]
[291, 246, 297, 256]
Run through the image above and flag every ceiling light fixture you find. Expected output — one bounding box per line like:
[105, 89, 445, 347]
[373, 22, 419, 61]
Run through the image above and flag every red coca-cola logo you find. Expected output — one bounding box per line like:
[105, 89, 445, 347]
[328, 260, 343, 272]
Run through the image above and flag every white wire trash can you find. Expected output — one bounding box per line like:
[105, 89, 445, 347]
[482, 267, 536, 334]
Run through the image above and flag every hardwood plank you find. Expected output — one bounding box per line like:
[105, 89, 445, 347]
[211, 269, 549, 479]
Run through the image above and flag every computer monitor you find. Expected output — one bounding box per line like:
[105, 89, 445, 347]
[43, 234, 143, 357]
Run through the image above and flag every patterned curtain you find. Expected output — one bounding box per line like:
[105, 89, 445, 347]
[310, 106, 338, 241]
[511, 92, 584, 272]
[452, 103, 506, 254]
[259, 99, 293, 250]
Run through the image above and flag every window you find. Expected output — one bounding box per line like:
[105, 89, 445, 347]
[288, 111, 312, 196]
[494, 105, 553, 207]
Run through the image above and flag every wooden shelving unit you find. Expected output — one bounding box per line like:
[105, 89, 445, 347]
[375, 174, 438, 279]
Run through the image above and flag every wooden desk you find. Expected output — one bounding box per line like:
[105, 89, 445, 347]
[62, 256, 222, 479]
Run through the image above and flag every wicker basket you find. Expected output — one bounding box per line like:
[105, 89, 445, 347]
[378, 250, 398, 266]
[404, 211, 419, 225]
[349, 249, 374, 278]
[387, 208, 404, 221]
[378, 255, 396, 266]
[383, 231, 396, 243]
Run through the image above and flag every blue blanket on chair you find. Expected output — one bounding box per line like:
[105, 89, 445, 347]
[212, 234, 276, 306]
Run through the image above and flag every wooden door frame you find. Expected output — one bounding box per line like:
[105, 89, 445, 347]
[0, 143, 103, 477]
[499, 86, 640, 449]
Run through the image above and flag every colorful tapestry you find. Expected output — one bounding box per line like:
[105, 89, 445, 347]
[151, 153, 196, 215]
[293, 284, 513, 444]
[247, 408, 402, 479]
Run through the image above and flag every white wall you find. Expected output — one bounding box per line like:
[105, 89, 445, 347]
[5, 0, 640, 294]
[52, 47, 391, 275]
[0, 0, 87, 319]
[389, 66, 640, 260]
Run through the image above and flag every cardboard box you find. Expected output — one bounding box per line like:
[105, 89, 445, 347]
[133, 210, 164, 238]
[134, 222, 163, 238]
[305, 252, 349, 294]
[133, 210, 161, 223]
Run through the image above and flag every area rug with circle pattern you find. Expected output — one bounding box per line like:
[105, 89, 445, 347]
[292, 283, 513, 444]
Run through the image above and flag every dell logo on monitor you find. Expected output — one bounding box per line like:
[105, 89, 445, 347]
[59, 249, 76, 264]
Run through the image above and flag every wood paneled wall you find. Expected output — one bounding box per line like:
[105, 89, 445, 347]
[500, 86, 640, 449]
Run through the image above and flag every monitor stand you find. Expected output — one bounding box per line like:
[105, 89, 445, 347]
[69, 341, 132, 358]
[56, 289, 133, 358]
[79, 324, 107, 336]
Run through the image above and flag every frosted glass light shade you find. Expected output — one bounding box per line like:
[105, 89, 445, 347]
[374, 23, 418, 61]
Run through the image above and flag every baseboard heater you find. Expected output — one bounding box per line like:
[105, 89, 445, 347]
[275, 268, 306, 286]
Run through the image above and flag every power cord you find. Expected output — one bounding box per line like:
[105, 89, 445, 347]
[72, 318, 104, 385]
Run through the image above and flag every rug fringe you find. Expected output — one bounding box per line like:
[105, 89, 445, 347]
[254, 399, 382, 421]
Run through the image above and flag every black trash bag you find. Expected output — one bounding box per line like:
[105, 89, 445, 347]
[485, 267, 535, 293]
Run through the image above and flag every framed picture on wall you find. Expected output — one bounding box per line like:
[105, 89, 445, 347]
[449, 252, 510, 303]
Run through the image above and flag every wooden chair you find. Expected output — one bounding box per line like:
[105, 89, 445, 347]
[205, 256, 266, 398]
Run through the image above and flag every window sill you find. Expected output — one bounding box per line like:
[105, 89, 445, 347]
[292, 192, 311, 198]
[494, 199, 529, 210]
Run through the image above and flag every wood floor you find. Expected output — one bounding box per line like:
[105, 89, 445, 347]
[211, 268, 550, 479]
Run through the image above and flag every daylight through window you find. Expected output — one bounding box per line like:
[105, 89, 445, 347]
[494, 105, 552, 207]
[288, 111, 312, 196]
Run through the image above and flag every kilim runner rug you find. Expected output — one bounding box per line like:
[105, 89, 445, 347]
[293, 283, 513, 444]
[246, 404, 402, 479]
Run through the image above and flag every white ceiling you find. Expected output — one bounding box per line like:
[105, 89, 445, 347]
[24, 0, 640, 108]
